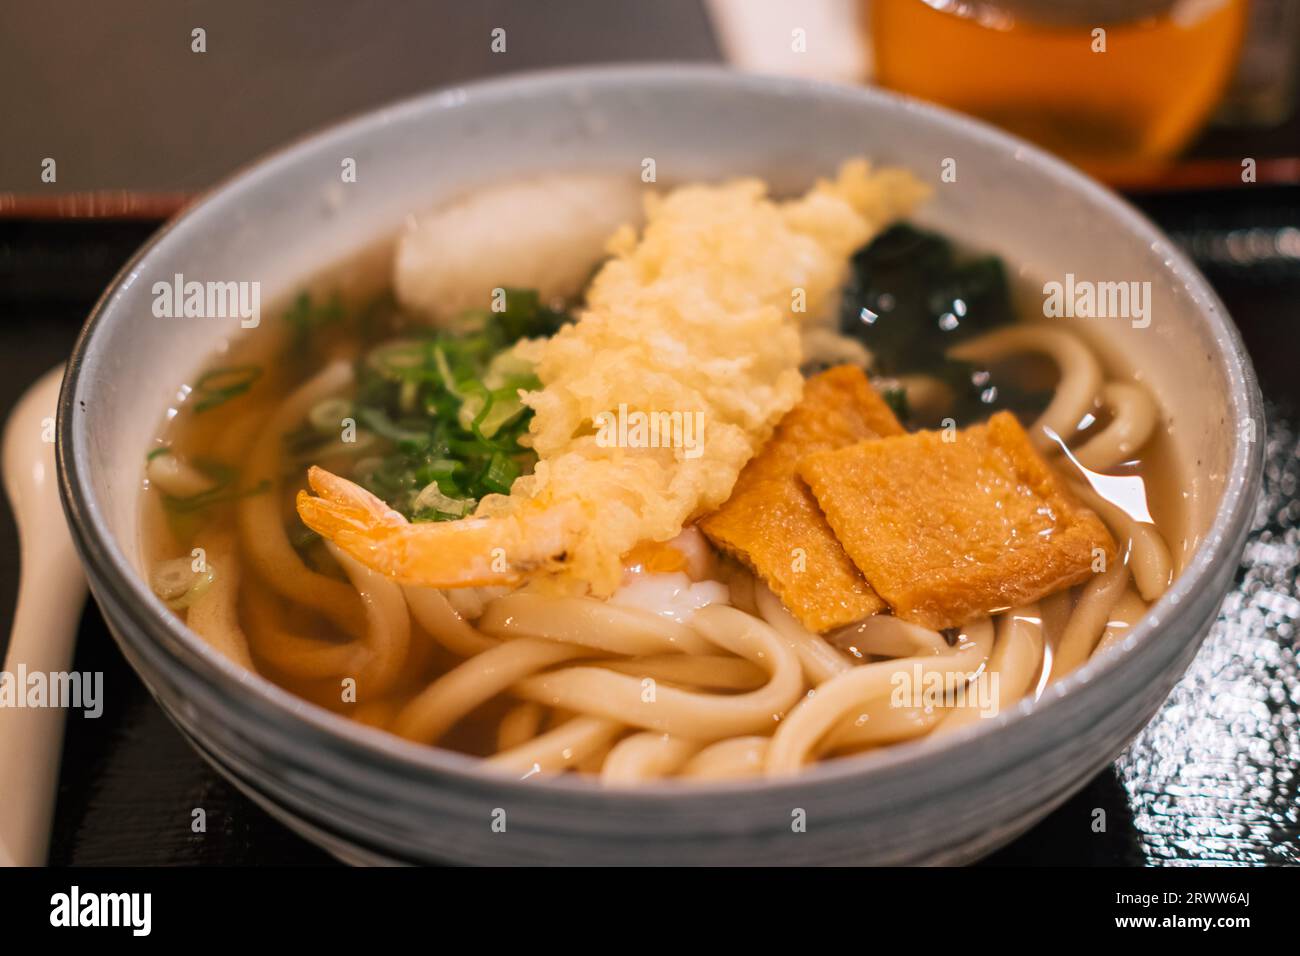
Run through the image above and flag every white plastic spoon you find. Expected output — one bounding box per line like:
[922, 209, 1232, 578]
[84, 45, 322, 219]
[0, 366, 88, 866]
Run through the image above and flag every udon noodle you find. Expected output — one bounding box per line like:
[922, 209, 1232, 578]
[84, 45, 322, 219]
[143, 164, 1181, 785]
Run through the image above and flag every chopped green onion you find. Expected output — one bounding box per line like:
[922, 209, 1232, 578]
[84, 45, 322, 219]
[415, 458, 462, 486]
[150, 557, 215, 610]
[289, 431, 379, 463]
[432, 344, 463, 398]
[475, 391, 528, 438]
[341, 286, 569, 520]
[398, 378, 419, 414]
[367, 340, 431, 381]
[411, 482, 475, 520]
[163, 480, 271, 514]
[307, 397, 353, 434]
[457, 385, 490, 432]
[159, 459, 270, 514]
[284, 292, 345, 354]
[480, 450, 520, 495]
[192, 365, 262, 413]
[147, 449, 218, 498]
[484, 346, 536, 389]
[355, 406, 429, 447]
[446, 310, 489, 335]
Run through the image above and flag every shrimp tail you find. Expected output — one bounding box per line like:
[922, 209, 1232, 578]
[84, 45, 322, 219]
[299, 465, 404, 539]
[296, 466, 577, 589]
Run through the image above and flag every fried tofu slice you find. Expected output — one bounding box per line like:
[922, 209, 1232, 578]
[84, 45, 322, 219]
[799, 410, 1116, 630]
[704, 477, 883, 632]
[701, 366, 904, 632]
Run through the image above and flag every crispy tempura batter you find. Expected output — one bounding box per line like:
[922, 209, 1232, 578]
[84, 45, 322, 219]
[701, 366, 904, 632]
[799, 411, 1116, 629]
[298, 161, 927, 594]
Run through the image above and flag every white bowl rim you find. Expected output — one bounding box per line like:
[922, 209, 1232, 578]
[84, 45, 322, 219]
[57, 62, 1265, 801]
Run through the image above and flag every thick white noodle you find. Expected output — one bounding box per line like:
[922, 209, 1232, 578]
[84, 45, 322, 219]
[754, 584, 853, 683]
[223, 299, 1182, 781]
[487, 716, 624, 774]
[185, 530, 253, 669]
[827, 614, 950, 659]
[1071, 381, 1159, 471]
[404, 586, 497, 657]
[238, 360, 365, 638]
[937, 604, 1043, 734]
[392, 638, 594, 745]
[766, 618, 994, 774]
[1069, 479, 1173, 602]
[599, 654, 767, 691]
[510, 605, 804, 740]
[601, 733, 703, 785]
[1094, 588, 1148, 655]
[479, 592, 716, 656]
[679, 736, 770, 780]
[1051, 561, 1129, 681]
[497, 701, 546, 752]
[329, 544, 412, 697]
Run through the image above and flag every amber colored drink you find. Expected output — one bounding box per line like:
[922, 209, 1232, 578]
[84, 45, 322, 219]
[869, 0, 1249, 182]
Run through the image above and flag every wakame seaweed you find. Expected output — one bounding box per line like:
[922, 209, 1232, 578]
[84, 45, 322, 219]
[330, 287, 572, 522]
[838, 222, 1050, 425]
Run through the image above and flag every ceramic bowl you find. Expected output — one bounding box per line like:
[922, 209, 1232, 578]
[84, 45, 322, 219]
[57, 65, 1264, 865]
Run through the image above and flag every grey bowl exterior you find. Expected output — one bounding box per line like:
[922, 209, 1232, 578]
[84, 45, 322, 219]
[57, 65, 1264, 865]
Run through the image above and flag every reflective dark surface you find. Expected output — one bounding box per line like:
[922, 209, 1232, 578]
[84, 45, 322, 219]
[1110, 407, 1299, 865]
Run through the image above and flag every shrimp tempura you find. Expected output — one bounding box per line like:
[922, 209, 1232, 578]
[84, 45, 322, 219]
[297, 160, 928, 595]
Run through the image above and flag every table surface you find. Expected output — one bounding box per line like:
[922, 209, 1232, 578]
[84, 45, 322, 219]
[2, 2, 1299, 866]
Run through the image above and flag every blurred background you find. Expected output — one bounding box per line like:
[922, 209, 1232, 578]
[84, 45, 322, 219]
[3, 0, 1297, 195]
[1, 0, 1298, 866]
